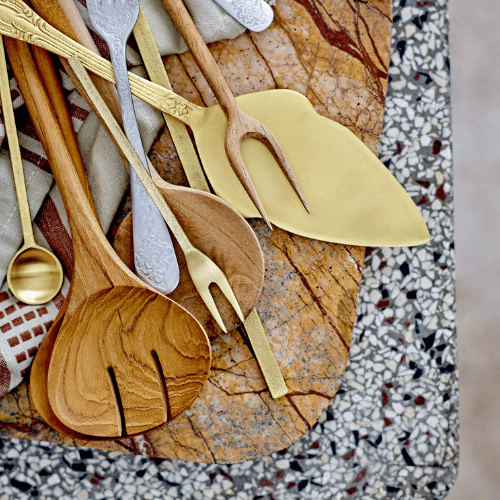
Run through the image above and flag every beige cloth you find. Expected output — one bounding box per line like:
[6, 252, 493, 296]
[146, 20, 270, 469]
[0, 0, 272, 396]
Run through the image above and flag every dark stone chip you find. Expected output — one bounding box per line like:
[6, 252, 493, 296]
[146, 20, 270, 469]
[402, 448, 416, 466]
[387, 485, 401, 493]
[396, 40, 406, 58]
[298, 480, 309, 491]
[79, 450, 93, 460]
[423, 333, 436, 351]
[400, 262, 410, 276]
[11, 478, 32, 492]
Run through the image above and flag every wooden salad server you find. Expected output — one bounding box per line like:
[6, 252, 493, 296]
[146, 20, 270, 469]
[8, 37, 211, 439]
[4, 36, 101, 438]
[17, 39, 261, 441]
[0, 0, 429, 247]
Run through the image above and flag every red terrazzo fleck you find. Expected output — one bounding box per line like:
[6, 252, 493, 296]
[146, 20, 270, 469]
[382, 390, 389, 406]
[416, 179, 431, 188]
[432, 139, 442, 154]
[436, 185, 446, 201]
[259, 478, 274, 487]
[354, 469, 367, 483]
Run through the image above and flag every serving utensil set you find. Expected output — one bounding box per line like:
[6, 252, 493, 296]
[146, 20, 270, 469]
[0, 0, 429, 439]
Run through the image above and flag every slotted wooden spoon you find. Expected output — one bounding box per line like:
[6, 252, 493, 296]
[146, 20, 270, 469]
[9, 37, 211, 439]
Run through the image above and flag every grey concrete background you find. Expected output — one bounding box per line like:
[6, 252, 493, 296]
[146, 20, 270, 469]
[447, 0, 500, 498]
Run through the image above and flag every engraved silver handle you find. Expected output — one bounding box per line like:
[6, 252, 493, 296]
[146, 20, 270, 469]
[212, 0, 274, 32]
[87, 0, 179, 294]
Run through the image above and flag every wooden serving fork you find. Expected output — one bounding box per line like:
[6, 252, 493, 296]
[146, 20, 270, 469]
[160, 0, 309, 228]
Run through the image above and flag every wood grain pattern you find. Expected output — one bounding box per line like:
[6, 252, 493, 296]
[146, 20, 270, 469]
[115, 165, 265, 337]
[0, 0, 392, 463]
[7, 37, 211, 439]
[49, 286, 210, 437]
[161, 0, 309, 227]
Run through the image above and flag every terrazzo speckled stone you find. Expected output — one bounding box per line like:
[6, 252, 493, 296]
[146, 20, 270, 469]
[0, 0, 457, 498]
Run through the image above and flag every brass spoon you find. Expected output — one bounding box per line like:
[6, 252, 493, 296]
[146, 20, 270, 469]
[0, 35, 63, 305]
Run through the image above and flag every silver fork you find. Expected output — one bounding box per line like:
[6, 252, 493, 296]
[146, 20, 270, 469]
[86, 0, 180, 295]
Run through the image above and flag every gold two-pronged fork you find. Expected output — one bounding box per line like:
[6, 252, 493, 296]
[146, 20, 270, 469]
[69, 55, 244, 333]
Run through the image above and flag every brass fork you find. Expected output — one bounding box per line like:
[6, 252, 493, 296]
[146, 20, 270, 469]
[68, 56, 244, 333]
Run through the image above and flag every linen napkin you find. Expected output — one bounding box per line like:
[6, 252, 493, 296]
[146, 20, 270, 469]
[0, 0, 271, 397]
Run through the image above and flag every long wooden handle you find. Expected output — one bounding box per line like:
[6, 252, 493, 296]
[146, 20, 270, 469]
[28, 45, 97, 213]
[29, 0, 123, 124]
[161, 0, 240, 118]
[6, 38, 97, 232]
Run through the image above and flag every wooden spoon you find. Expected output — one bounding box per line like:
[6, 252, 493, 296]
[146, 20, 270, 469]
[4, 37, 98, 438]
[9, 37, 211, 439]
[115, 165, 264, 337]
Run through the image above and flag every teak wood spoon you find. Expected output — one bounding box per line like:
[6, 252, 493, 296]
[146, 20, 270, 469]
[9, 38, 211, 439]
[4, 36, 100, 437]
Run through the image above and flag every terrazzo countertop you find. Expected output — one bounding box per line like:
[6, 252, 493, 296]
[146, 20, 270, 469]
[0, 0, 457, 498]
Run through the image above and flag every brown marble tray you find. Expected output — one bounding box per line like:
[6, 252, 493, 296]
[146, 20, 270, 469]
[0, 0, 392, 464]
